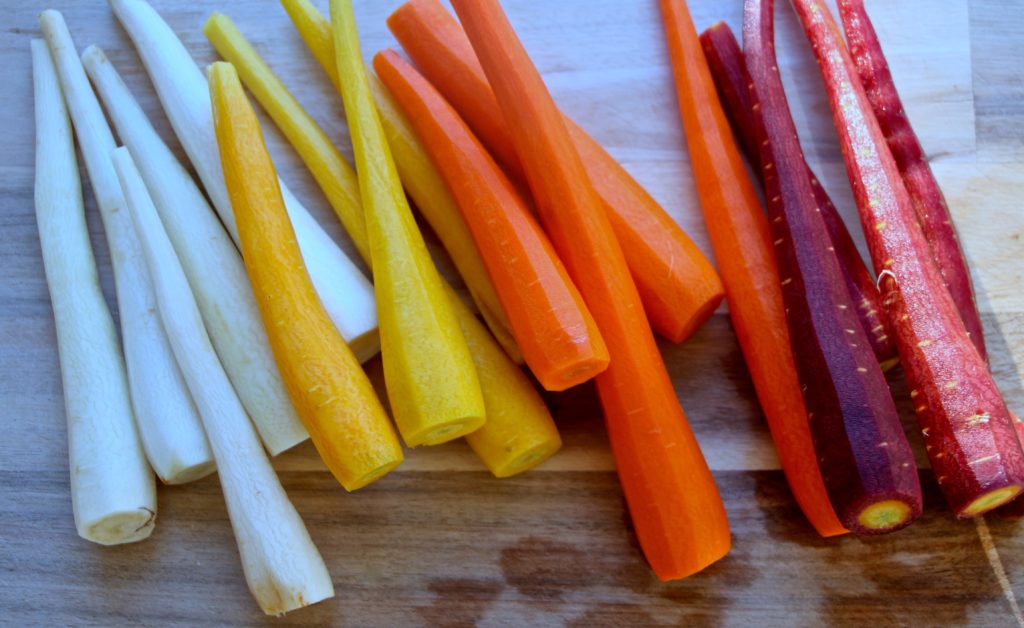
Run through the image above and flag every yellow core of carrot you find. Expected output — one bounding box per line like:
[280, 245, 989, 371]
[857, 500, 912, 530]
[962, 486, 1022, 517]
[209, 62, 403, 490]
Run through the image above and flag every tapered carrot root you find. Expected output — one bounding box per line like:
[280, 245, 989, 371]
[373, 49, 608, 392]
[210, 62, 403, 491]
[660, 0, 846, 538]
[452, 0, 729, 579]
[743, 0, 920, 533]
[792, 0, 1024, 516]
[837, 0, 985, 360]
[387, 0, 724, 344]
[699, 22, 897, 369]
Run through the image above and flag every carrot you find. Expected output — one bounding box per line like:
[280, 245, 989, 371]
[699, 22, 898, 369]
[329, 0, 485, 447]
[278, 0, 522, 365]
[838, 0, 985, 360]
[209, 62, 403, 491]
[373, 49, 608, 392]
[449, 0, 729, 580]
[742, 0, 920, 533]
[659, 0, 846, 537]
[387, 0, 724, 343]
[792, 0, 1024, 516]
[207, 6, 560, 477]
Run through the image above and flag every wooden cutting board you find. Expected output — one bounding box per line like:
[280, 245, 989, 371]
[2, 0, 1023, 624]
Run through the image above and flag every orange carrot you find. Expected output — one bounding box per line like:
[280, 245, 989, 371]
[448, 0, 729, 580]
[373, 49, 608, 392]
[658, 0, 846, 537]
[387, 0, 724, 343]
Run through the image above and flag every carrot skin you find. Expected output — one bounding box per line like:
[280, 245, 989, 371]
[792, 0, 1024, 516]
[743, 0, 920, 533]
[387, 0, 724, 344]
[209, 62, 403, 491]
[699, 22, 897, 369]
[660, 0, 846, 537]
[450, 0, 730, 579]
[373, 49, 608, 392]
[837, 0, 985, 360]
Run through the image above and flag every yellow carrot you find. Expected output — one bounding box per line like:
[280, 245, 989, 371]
[204, 8, 560, 474]
[278, 0, 522, 364]
[209, 62, 403, 490]
[329, 0, 484, 447]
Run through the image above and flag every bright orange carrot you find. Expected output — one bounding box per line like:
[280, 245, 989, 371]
[373, 49, 608, 392]
[659, 0, 846, 536]
[387, 0, 724, 343]
[448, 0, 729, 580]
[209, 62, 403, 491]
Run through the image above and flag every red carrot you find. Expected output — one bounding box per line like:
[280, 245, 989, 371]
[387, 0, 724, 344]
[373, 49, 608, 392]
[660, 0, 846, 538]
[700, 21, 897, 368]
[792, 0, 1024, 516]
[448, 0, 730, 579]
[742, 0, 920, 533]
[838, 0, 985, 360]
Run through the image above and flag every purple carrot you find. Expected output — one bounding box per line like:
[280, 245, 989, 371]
[700, 21, 897, 369]
[741, 0, 921, 534]
[838, 0, 986, 360]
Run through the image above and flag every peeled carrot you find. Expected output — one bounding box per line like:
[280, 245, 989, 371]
[209, 62, 403, 491]
[208, 6, 560, 477]
[699, 22, 898, 369]
[373, 49, 608, 392]
[659, 0, 846, 537]
[330, 0, 485, 447]
[387, 0, 724, 343]
[278, 0, 522, 365]
[449, 0, 729, 580]
[838, 0, 985, 360]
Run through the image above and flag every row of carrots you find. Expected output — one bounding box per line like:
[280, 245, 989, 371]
[31, 0, 1021, 616]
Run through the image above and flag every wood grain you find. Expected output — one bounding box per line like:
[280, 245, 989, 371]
[2, 0, 1023, 624]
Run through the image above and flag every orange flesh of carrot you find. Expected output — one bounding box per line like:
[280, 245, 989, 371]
[373, 49, 608, 392]
[387, 0, 724, 343]
[449, 0, 730, 580]
[209, 62, 403, 491]
[659, 0, 847, 537]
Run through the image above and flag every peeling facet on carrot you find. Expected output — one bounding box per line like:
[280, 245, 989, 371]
[374, 49, 608, 392]
[278, 0, 523, 365]
[699, 21, 898, 369]
[387, 0, 724, 344]
[329, 0, 486, 447]
[659, 0, 846, 538]
[209, 62, 404, 491]
[450, 0, 730, 579]
[792, 0, 1024, 516]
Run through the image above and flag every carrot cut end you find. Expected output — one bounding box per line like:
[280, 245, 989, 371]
[961, 486, 1022, 517]
[491, 439, 561, 478]
[856, 499, 912, 532]
[342, 457, 405, 492]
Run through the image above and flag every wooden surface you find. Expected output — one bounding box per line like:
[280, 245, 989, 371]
[3, 0, 1024, 624]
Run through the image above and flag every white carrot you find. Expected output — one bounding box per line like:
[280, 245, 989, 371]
[39, 10, 214, 485]
[109, 0, 380, 362]
[81, 46, 308, 456]
[32, 38, 155, 545]
[113, 147, 334, 615]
